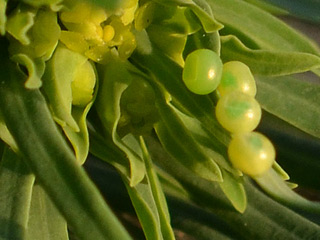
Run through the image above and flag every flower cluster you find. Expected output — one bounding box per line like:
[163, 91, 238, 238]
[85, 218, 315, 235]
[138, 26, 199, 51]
[59, 0, 138, 63]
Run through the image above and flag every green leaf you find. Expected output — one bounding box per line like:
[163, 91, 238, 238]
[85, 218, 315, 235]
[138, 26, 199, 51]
[0, 148, 35, 240]
[62, 106, 91, 165]
[63, 59, 97, 165]
[208, 0, 320, 55]
[168, 200, 236, 240]
[147, 24, 187, 66]
[146, 136, 245, 213]
[6, 6, 61, 89]
[171, 105, 238, 175]
[263, 0, 320, 23]
[150, 7, 201, 36]
[124, 179, 164, 240]
[0, 111, 18, 152]
[219, 170, 246, 213]
[0, 0, 7, 35]
[0, 46, 132, 240]
[43, 44, 86, 132]
[154, 0, 223, 32]
[89, 129, 132, 179]
[42, 45, 97, 164]
[90, 133, 175, 240]
[256, 75, 320, 138]
[11, 54, 45, 89]
[140, 137, 175, 239]
[139, 4, 203, 66]
[6, 5, 36, 45]
[123, 137, 175, 240]
[183, 28, 221, 58]
[146, 137, 320, 239]
[221, 35, 320, 76]
[272, 161, 290, 181]
[134, 1, 176, 31]
[243, 0, 289, 15]
[26, 183, 68, 240]
[155, 97, 222, 182]
[254, 169, 320, 215]
[154, 165, 190, 200]
[8, 9, 61, 61]
[7, 8, 61, 89]
[95, 60, 145, 186]
[258, 110, 320, 189]
[133, 29, 153, 55]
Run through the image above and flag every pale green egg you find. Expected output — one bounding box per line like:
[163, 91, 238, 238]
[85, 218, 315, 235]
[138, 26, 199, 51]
[215, 91, 261, 133]
[228, 132, 275, 176]
[218, 61, 256, 97]
[182, 49, 222, 95]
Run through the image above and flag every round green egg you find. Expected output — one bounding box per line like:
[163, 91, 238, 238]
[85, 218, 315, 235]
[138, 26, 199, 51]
[218, 61, 256, 97]
[182, 49, 223, 95]
[228, 132, 275, 176]
[215, 91, 261, 133]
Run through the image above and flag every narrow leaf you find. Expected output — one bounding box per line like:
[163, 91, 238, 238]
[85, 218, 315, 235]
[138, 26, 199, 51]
[256, 75, 320, 138]
[0, 0, 7, 35]
[6, 5, 36, 45]
[0, 111, 18, 152]
[154, 0, 223, 32]
[95, 60, 145, 186]
[208, 0, 320, 54]
[147, 24, 187, 66]
[272, 161, 290, 181]
[63, 105, 92, 165]
[221, 35, 320, 76]
[219, 170, 247, 213]
[258, 110, 320, 189]
[254, 169, 320, 215]
[147, 137, 320, 239]
[263, 0, 320, 23]
[26, 183, 68, 240]
[243, 0, 289, 15]
[89, 130, 132, 179]
[0, 148, 34, 240]
[92, 133, 175, 240]
[11, 54, 45, 89]
[140, 137, 175, 240]
[155, 99, 222, 182]
[183, 29, 221, 58]
[0, 46, 132, 240]
[172, 105, 240, 176]
[8, 9, 61, 61]
[124, 179, 164, 240]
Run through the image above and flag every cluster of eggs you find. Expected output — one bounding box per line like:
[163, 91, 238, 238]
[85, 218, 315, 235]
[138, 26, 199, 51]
[182, 49, 275, 177]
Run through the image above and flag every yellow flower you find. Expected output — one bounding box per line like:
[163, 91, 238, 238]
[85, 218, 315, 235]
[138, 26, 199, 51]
[59, 0, 138, 63]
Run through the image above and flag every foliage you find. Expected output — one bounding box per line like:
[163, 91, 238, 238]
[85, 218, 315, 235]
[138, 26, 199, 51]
[0, 0, 320, 239]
